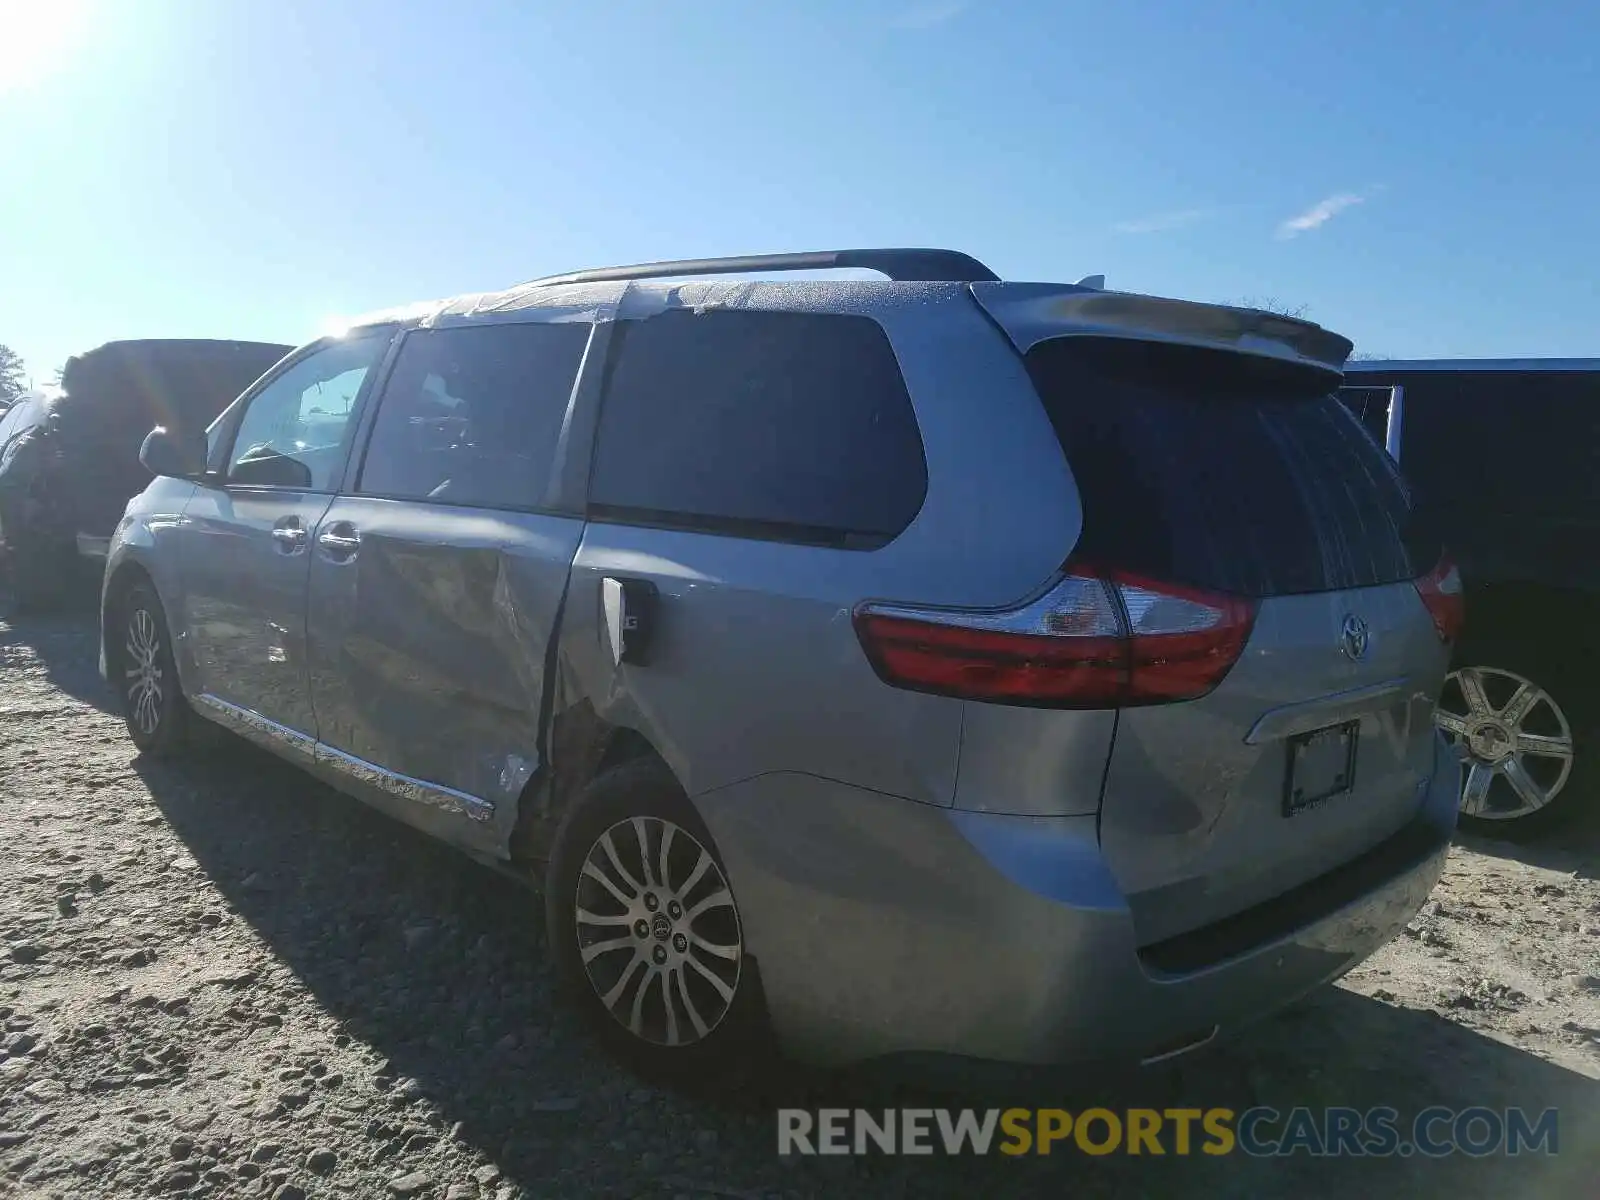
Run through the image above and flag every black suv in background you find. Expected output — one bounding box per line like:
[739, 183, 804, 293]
[1341, 359, 1599, 834]
[0, 338, 290, 609]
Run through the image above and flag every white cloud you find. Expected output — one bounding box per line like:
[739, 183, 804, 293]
[889, 2, 966, 29]
[1113, 208, 1214, 235]
[1276, 188, 1383, 239]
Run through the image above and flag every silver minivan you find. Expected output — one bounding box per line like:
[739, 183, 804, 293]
[102, 249, 1463, 1082]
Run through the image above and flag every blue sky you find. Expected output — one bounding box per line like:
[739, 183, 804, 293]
[1, 0, 1595, 381]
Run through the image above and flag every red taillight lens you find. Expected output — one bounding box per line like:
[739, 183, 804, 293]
[853, 568, 1257, 708]
[1111, 571, 1259, 703]
[1414, 554, 1465, 643]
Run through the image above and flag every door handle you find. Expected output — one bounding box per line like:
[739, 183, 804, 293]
[317, 524, 361, 561]
[270, 522, 307, 553]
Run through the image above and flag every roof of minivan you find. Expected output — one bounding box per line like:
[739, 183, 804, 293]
[345, 279, 635, 332]
[344, 277, 1354, 377]
[1344, 358, 1600, 373]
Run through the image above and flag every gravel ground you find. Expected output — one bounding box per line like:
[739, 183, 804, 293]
[1, 604, 1597, 1199]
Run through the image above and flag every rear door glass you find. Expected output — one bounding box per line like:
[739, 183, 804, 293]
[1026, 338, 1437, 597]
[356, 321, 589, 510]
[590, 309, 927, 547]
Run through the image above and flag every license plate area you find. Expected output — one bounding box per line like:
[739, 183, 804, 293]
[1283, 720, 1359, 816]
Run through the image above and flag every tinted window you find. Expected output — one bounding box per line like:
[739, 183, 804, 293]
[227, 336, 389, 490]
[357, 322, 588, 509]
[1028, 338, 1436, 597]
[590, 310, 926, 547]
[1397, 371, 1600, 520]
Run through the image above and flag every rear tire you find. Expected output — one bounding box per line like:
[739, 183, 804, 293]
[1436, 637, 1594, 839]
[544, 758, 770, 1090]
[115, 581, 192, 757]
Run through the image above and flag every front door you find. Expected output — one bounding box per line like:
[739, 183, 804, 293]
[178, 334, 392, 749]
[305, 318, 593, 851]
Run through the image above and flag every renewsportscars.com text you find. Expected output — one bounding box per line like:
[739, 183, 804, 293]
[777, 1106, 1560, 1158]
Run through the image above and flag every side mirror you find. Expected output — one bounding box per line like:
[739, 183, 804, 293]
[139, 425, 207, 479]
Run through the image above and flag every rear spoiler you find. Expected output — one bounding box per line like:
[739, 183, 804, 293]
[971, 282, 1353, 378]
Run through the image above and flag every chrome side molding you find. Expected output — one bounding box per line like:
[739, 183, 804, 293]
[316, 742, 495, 823]
[194, 693, 317, 761]
[1139, 1025, 1220, 1066]
[192, 693, 494, 822]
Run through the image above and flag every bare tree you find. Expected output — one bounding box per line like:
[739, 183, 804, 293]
[1235, 297, 1311, 319]
[1228, 303, 1396, 360]
[0, 344, 26, 408]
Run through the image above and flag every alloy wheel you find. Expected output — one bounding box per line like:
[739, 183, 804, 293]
[1435, 666, 1574, 820]
[125, 607, 165, 737]
[572, 815, 742, 1047]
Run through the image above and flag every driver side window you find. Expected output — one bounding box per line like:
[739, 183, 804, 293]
[226, 336, 388, 490]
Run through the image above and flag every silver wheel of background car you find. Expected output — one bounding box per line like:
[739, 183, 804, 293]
[1435, 666, 1575, 821]
[573, 815, 743, 1048]
[124, 607, 165, 737]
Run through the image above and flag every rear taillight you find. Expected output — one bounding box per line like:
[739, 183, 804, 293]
[1414, 555, 1465, 643]
[853, 566, 1257, 708]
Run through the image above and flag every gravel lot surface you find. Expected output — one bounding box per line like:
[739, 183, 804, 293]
[1, 604, 1597, 1198]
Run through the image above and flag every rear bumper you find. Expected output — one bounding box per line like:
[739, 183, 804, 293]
[693, 736, 1457, 1069]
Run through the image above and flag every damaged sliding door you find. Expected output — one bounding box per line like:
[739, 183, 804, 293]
[304, 317, 597, 856]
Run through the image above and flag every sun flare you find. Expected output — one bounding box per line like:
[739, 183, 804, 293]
[0, 0, 88, 92]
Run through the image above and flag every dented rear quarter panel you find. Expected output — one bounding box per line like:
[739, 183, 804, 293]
[550, 283, 1085, 810]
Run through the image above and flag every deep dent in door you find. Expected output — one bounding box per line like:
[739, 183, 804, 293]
[315, 533, 554, 854]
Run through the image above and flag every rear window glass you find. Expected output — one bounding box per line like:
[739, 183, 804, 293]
[589, 310, 926, 547]
[1027, 338, 1438, 597]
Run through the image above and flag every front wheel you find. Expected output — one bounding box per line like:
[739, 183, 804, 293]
[116, 582, 192, 757]
[544, 759, 769, 1087]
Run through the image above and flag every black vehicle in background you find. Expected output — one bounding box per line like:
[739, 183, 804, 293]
[1341, 359, 1600, 834]
[0, 338, 290, 610]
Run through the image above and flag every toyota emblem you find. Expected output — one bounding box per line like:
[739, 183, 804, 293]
[1340, 614, 1371, 661]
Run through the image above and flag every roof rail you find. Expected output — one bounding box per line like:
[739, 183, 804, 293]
[521, 248, 1000, 288]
